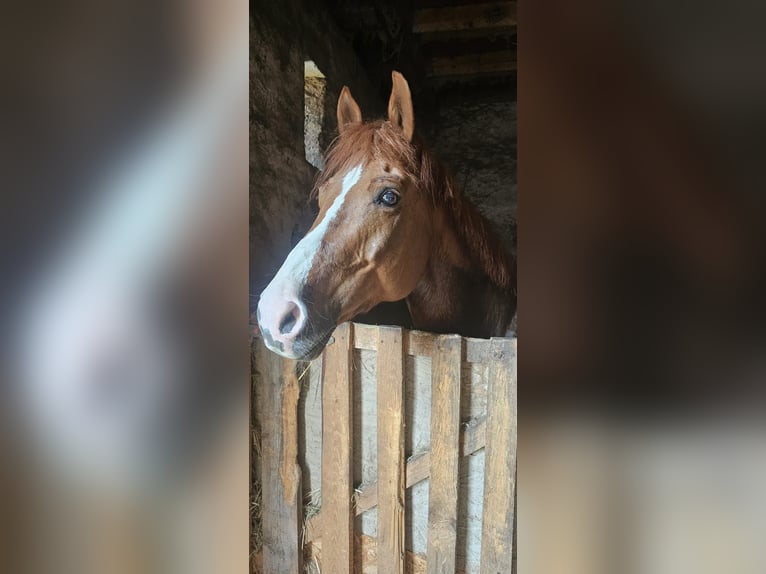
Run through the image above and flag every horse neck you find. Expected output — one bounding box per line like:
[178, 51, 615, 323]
[405, 201, 514, 338]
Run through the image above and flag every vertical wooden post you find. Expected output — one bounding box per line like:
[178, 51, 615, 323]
[377, 326, 406, 574]
[426, 335, 463, 574]
[321, 322, 355, 574]
[257, 340, 303, 574]
[480, 338, 517, 574]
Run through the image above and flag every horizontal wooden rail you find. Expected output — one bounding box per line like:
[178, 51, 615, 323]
[430, 51, 517, 77]
[352, 323, 493, 363]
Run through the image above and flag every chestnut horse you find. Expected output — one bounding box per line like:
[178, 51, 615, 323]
[257, 71, 515, 359]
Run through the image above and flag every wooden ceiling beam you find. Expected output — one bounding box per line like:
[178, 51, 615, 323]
[428, 50, 517, 77]
[414, 2, 516, 34]
[423, 36, 515, 58]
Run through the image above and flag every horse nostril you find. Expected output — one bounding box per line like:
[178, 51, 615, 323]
[279, 303, 301, 335]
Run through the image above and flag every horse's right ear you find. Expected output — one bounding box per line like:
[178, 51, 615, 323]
[337, 86, 362, 134]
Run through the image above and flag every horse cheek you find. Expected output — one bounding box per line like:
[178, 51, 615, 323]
[394, 241, 429, 299]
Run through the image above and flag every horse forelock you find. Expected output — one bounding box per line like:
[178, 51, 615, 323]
[312, 121, 417, 199]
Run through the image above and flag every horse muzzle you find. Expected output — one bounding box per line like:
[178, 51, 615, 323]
[256, 288, 336, 361]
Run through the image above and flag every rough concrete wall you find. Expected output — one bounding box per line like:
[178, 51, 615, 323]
[421, 93, 517, 258]
[250, 1, 380, 316]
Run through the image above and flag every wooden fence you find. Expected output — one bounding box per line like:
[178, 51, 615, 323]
[254, 322, 516, 574]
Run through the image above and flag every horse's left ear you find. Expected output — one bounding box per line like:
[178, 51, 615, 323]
[388, 71, 414, 142]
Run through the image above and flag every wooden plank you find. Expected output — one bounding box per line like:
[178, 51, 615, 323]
[415, 0, 501, 8]
[426, 335, 463, 573]
[414, 2, 517, 33]
[376, 326, 406, 574]
[422, 35, 516, 58]
[429, 51, 517, 78]
[480, 338, 517, 574]
[321, 322, 355, 574]
[353, 322, 494, 363]
[417, 26, 516, 45]
[256, 340, 303, 574]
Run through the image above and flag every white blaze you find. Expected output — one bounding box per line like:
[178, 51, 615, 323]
[266, 163, 363, 295]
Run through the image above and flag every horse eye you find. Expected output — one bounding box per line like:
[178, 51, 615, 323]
[378, 188, 400, 207]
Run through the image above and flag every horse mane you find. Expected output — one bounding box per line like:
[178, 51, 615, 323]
[313, 121, 515, 293]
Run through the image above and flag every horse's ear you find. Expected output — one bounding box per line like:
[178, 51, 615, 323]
[337, 86, 362, 134]
[387, 71, 414, 142]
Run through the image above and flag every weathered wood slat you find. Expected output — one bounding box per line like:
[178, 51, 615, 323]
[353, 323, 492, 363]
[417, 26, 516, 45]
[321, 322, 355, 574]
[303, 419, 487, 543]
[426, 335, 463, 573]
[429, 51, 517, 78]
[257, 322, 517, 570]
[480, 338, 517, 574]
[414, 2, 517, 33]
[376, 326, 406, 574]
[257, 341, 303, 574]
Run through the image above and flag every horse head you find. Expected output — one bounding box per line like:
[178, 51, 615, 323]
[257, 72, 433, 359]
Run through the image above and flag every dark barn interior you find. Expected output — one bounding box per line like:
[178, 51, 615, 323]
[251, 0, 517, 317]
